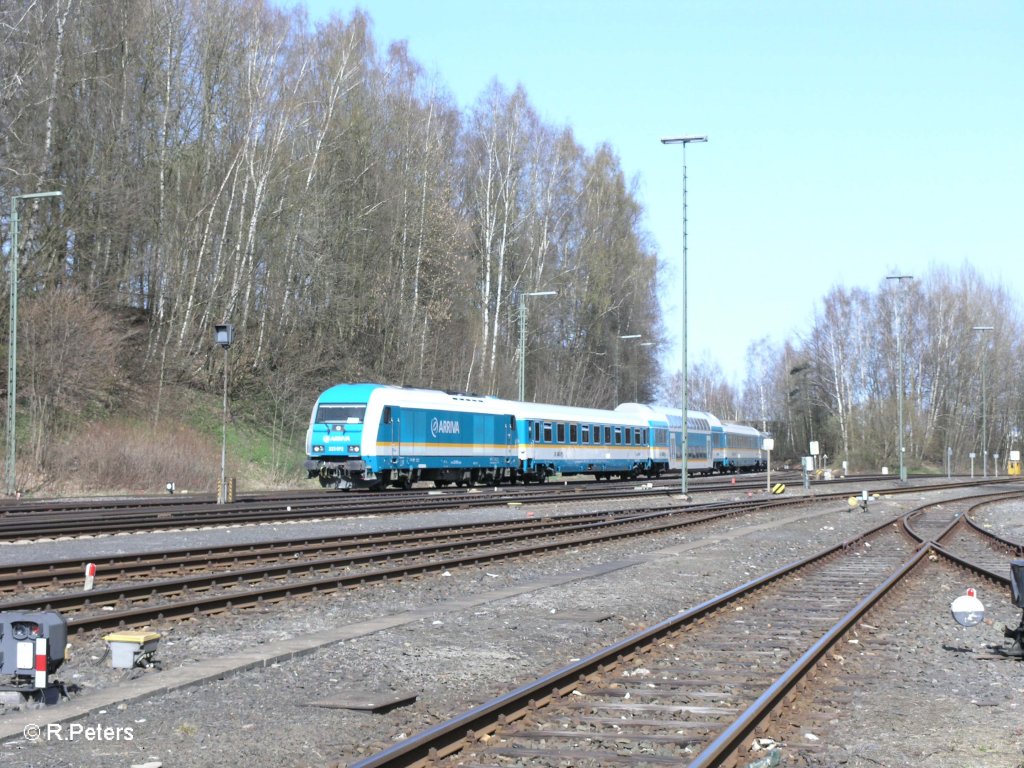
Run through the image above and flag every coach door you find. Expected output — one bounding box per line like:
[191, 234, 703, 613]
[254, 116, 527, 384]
[505, 416, 517, 462]
[382, 406, 401, 459]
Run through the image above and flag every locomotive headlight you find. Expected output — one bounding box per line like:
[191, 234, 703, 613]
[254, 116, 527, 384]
[12, 621, 42, 641]
[312, 445, 324, 454]
[349, 445, 360, 454]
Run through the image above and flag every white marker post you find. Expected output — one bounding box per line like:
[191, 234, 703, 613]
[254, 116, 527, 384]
[34, 637, 48, 689]
[762, 437, 774, 492]
[84, 562, 96, 591]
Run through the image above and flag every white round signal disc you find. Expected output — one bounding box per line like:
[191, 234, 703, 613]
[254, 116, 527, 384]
[950, 590, 985, 627]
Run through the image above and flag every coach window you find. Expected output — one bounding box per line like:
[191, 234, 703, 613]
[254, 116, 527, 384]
[543, 423, 553, 443]
[624, 428, 632, 445]
[604, 425, 611, 444]
[557, 423, 565, 443]
[581, 425, 590, 444]
[534, 422, 541, 442]
[570, 423, 578, 443]
[613, 427, 621, 445]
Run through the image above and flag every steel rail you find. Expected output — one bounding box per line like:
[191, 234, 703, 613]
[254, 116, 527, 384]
[687, 542, 932, 767]
[2, 476, 1016, 539]
[0, 508, 653, 589]
[342, 487, 1022, 768]
[343, 515, 900, 768]
[6, 500, 778, 634]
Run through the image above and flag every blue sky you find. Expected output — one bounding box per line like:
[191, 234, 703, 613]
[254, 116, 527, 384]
[295, 0, 1023, 385]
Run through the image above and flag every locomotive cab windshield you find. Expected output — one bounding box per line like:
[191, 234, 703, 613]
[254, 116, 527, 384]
[315, 404, 366, 424]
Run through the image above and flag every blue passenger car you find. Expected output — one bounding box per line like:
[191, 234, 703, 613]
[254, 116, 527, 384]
[616, 404, 716, 476]
[509, 400, 662, 482]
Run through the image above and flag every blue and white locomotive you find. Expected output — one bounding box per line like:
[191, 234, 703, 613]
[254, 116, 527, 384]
[304, 383, 766, 489]
[305, 384, 516, 490]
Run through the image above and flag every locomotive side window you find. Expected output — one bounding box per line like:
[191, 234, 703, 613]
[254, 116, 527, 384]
[316, 404, 366, 424]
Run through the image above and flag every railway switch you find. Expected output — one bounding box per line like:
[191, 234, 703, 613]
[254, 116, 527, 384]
[0, 610, 68, 703]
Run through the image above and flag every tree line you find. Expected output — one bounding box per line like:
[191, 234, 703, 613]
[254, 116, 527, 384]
[2, 0, 663, 481]
[4, 1, 1020, 486]
[682, 265, 1024, 474]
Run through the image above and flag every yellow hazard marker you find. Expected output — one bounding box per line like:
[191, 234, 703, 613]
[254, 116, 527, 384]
[771, 483, 786, 495]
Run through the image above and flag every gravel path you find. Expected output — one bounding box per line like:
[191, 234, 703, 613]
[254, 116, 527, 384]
[1, 483, 1022, 768]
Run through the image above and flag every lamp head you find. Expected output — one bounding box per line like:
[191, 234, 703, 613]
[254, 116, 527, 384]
[214, 323, 234, 349]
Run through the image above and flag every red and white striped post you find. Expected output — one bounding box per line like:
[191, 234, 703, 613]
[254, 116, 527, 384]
[34, 637, 48, 689]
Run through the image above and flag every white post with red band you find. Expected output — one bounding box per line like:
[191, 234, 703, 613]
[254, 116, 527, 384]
[84, 562, 96, 591]
[34, 637, 48, 688]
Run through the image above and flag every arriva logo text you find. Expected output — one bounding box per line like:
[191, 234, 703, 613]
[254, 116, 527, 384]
[431, 417, 461, 438]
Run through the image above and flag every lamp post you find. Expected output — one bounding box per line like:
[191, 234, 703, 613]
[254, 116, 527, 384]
[518, 290, 556, 401]
[214, 323, 234, 503]
[6, 190, 62, 497]
[637, 341, 655, 402]
[886, 274, 913, 483]
[661, 134, 707, 497]
[615, 334, 642, 404]
[972, 325, 994, 477]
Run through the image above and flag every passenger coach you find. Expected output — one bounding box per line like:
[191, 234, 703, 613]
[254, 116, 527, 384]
[510, 400, 667, 482]
[616, 404, 767, 476]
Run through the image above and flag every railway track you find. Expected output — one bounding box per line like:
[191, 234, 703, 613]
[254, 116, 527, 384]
[1, 495, 808, 634]
[3, 484, 1019, 635]
[0, 483, 674, 539]
[0, 472, 972, 539]
[341, 489, 1024, 768]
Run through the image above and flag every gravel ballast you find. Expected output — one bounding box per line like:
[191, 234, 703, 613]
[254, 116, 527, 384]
[1, 483, 1022, 767]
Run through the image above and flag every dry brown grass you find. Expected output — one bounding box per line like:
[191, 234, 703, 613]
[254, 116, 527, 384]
[44, 419, 225, 496]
